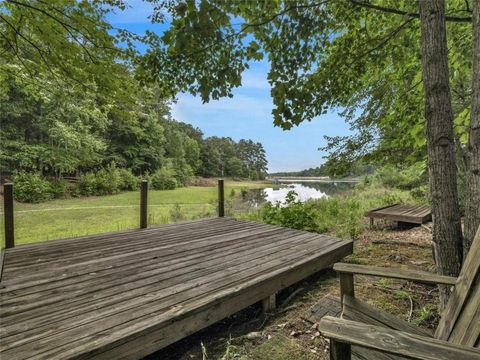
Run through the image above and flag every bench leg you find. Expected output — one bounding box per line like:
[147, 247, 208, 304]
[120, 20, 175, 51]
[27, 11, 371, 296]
[339, 273, 354, 307]
[330, 339, 351, 360]
[262, 294, 276, 314]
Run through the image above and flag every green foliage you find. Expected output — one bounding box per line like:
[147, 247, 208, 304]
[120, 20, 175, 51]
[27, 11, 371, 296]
[394, 290, 411, 301]
[118, 168, 139, 191]
[151, 167, 178, 190]
[371, 163, 428, 191]
[12, 172, 54, 203]
[93, 163, 121, 196]
[78, 163, 129, 196]
[413, 306, 436, 326]
[140, 0, 471, 171]
[78, 173, 97, 196]
[50, 179, 69, 199]
[261, 191, 320, 232]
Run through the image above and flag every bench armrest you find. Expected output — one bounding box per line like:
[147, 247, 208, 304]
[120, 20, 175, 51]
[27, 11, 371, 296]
[334, 263, 457, 286]
[318, 316, 480, 360]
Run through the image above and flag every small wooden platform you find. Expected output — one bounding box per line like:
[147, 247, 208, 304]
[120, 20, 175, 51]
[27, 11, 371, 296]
[0, 217, 352, 360]
[365, 203, 432, 225]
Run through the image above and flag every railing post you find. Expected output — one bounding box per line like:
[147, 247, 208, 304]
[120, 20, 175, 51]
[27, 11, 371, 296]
[140, 180, 148, 229]
[4, 183, 14, 248]
[218, 179, 225, 217]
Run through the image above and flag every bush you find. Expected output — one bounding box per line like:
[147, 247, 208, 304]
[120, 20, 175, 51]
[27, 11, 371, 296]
[261, 191, 319, 232]
[12, 172, 54, 203]
[50, 178, 69, 199]
[118, 168, 139, 191]
[78, 163, 122, 196]
[151, 168, 178, 190]
[78, 172, 97, 196]
[94, 163, 121, 195]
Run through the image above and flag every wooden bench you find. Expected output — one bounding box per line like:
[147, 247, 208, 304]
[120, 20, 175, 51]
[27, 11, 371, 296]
[318, 225, 480, 359]
[365, 203, 432, 226]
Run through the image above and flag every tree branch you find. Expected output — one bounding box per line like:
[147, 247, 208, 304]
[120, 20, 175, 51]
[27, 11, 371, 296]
[349, 0, 472, 23]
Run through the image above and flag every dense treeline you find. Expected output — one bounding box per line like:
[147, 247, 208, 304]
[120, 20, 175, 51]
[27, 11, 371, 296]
[0, 72, 267, 201]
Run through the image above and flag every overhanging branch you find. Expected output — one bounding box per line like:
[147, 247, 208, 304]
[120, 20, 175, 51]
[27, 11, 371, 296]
[349, 0, 472, 23]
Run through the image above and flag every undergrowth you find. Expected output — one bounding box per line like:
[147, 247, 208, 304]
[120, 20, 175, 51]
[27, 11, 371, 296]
[239, 180, 416, 239]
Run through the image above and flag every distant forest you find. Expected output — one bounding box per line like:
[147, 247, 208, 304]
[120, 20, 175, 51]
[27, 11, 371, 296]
[270, 162, 374, 178]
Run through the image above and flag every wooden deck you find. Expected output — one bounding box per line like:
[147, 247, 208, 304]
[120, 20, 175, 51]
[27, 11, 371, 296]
[365, 203, 432, 224]
[0, 217, 352, 360]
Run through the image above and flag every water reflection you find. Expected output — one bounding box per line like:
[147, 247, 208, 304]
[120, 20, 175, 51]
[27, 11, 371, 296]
[242, 181, 356, 208]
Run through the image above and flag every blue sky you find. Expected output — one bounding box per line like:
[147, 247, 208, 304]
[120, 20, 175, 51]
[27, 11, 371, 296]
[108, 2, 351, 173]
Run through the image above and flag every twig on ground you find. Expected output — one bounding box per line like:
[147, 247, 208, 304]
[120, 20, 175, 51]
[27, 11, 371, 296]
[408, 295, 414, 322]
[421, 224, 432, 233]
[277, 304, 299, 313]
[372, 239, 431, 248]
[280, 288, 304, 309]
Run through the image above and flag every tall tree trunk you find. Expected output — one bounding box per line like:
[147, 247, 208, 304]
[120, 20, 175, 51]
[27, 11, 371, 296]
[464, 0, 480, 257]
[419, 0, 463, 309]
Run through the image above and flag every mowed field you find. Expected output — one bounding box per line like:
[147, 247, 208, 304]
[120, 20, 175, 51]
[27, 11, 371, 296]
[0, 180, 269, 246]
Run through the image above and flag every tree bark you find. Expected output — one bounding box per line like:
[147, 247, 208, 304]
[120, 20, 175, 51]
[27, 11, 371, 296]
[419, 0, 463, 309]
[464, 0, 480, 257]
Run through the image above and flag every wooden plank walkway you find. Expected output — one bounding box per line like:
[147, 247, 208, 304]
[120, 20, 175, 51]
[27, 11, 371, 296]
[365, 203, 432, 224]
[0, 217, 352, 360]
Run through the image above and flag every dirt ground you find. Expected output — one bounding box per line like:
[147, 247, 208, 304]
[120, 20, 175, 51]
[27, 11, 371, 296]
[147, 221, 438, 360]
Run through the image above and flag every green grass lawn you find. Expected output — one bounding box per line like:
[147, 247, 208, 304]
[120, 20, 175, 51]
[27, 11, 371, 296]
[1, 180, 269, 246]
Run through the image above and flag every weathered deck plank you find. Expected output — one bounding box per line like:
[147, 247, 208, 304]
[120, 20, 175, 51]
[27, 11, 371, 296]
[0, 217, 352, 360]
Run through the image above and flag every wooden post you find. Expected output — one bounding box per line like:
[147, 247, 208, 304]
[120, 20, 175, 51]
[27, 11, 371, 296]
[329, 339, 351, 360]
[4, 183, 14, 248]
[140, 180, 148, 229]
[262, 293, 276, 314]
[339, 273, 354, 306]
[218, 179, 225, 217]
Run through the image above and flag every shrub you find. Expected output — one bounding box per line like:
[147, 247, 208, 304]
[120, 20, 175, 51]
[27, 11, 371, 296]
[50, 178, 69, 199]
[12, 172, 54, 203]
[118, 168, 139, 191]
[94, 163, 121, 195]
[261, 191, 319, 232]
[151, 168, 178, 190]
[78, 163, 122, 196]
[78, 172, 97, 196]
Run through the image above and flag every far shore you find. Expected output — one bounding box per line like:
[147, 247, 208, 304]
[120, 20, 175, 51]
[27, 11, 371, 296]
[266, 176, 362, 183]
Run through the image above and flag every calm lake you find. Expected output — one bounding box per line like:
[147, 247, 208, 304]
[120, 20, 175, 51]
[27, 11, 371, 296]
[242, 181, 357, 208]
